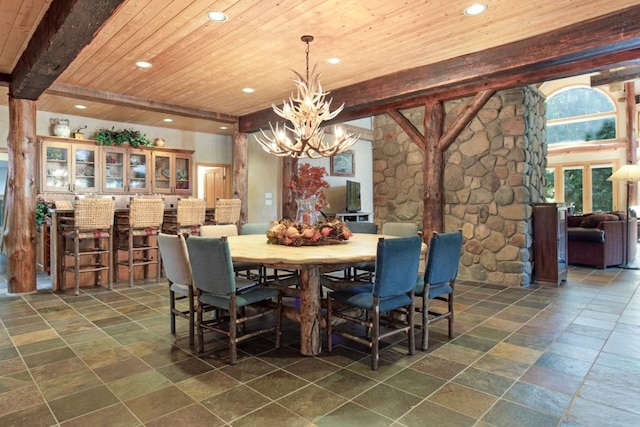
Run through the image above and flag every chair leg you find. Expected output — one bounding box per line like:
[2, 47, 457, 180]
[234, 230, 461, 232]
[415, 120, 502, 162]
[421, 293, 429, 351]
[188, 289, 195, 347]
[197, 301, 204, 354]
[326, 293, 333, 352]
[275, 293, 282, 348]
[371, 306, 380, 370]
[74, 236, 80, 296]
[169, 288, 177, 335]
[128, 233, 134, 288]
[107, 231, 113, 290]
[229, 306, 237, 365]
[408, 298, 415, 356]
[447, 289, 454, 338]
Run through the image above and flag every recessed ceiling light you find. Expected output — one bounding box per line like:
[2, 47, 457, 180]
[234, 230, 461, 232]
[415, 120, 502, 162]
[327, 57, 341, 65]
[163, 118, 173, 122]
[242, 87, 255, 93]
[220, 126, 228, 130]
[464, 3, 488, 16]
[206, 11, 227, 22]
[135, 60, 152, 68]
[74, 104, 87, 109]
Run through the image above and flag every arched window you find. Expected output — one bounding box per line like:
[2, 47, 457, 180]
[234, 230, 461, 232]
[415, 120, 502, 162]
[545, 86, 617, 144]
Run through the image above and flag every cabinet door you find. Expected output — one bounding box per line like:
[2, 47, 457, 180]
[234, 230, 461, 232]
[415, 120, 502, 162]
[152, 152, 173, 193]
[42, 142, 71, 192]
[128, 149, 150, 193]
[103, 147, 127, 193]
[72, 145, 100, 193]
[174, 153, 192, 195]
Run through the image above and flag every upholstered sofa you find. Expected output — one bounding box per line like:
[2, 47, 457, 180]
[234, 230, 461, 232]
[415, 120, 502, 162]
[567, 212, 637, 268]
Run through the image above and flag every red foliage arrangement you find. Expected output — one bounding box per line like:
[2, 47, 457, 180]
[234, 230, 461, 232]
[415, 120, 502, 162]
[287, 163, 330, 210]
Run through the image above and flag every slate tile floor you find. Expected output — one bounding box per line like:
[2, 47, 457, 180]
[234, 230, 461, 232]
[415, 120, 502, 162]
[0, 262, 639, 426]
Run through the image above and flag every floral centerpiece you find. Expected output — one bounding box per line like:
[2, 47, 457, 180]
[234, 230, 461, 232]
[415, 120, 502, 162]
[267, 218, 353, 246]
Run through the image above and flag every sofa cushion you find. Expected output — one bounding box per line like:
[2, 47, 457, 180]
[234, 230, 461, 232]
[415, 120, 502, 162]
[567, 215, 585, 228]
[567, 227, 605, 243]
[607, 210, 627, 220]
[580, 213, 619, 228]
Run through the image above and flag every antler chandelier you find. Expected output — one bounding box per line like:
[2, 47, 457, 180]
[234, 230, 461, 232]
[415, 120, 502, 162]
[256, 35, 359, 159]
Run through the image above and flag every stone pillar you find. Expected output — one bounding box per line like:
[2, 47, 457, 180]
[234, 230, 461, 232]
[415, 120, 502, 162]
[373, 86, 547, 286]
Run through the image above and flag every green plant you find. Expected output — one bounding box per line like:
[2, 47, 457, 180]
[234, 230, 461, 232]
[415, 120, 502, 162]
[35, 199, 53, 230]
[91, 127, 153, 147]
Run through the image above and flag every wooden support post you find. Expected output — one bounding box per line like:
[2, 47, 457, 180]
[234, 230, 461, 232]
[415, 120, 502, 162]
[232, 130, 248, 224]
[6, 97, 38, 293]
[282, 157, 297, 220]
[423, 99, 445, 237]
[625, 82, 638, 205]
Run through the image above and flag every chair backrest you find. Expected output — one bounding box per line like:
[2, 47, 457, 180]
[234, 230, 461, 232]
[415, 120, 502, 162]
[241, 222, 272, 235]
[186, 236, 237, 295]
[423, 231, 462, 286]
[373, 235, 422, 298]
[215, 199, 242, 225]
[129, 197, 164, 228]
[199, 224, 238, 237]
[382, 222, 419, 237]
[157, 233, 192, 285]
[73, 197, 115, 230]
[176, 198, 206, 226]
[346, 221, 378, 234]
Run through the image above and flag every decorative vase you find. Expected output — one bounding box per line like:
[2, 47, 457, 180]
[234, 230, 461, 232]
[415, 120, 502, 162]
[51, 118, 71, 138]
[295, 197, 320, 224]
[154, 138, 165, 147]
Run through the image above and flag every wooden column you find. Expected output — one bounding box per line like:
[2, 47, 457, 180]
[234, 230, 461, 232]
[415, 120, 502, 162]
[6, 98, 38, 293]
[625, 82, 638, 205]
[282, 157, 297, 219]
[423, 98, 445, 237]
[232, 130, 248, 224]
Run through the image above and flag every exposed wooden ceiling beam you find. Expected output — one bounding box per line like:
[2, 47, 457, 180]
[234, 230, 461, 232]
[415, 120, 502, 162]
[239, 4, 640, 133]
[590, 64, 640, 86]
[46, 83, 238, 124]
[10, 0, 125, 100]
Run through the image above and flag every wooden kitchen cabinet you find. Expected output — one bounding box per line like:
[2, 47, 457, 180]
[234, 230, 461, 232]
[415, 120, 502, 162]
[151, 150, 192, 195]
[533, 203, 567, 286]
[40, 137, 100, 193]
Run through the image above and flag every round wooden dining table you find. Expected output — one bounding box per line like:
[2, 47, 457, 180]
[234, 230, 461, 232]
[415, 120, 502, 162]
[227, 233, 391, 356]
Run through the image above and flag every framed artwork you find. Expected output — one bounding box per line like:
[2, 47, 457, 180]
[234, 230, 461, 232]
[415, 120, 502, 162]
[330, 150, 355, 176]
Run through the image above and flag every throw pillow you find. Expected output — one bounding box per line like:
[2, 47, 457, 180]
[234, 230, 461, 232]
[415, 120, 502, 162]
[580, 213, 618, 228]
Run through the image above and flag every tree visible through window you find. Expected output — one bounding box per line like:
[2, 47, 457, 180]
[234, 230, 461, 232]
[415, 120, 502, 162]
[546, 87, 616, 144]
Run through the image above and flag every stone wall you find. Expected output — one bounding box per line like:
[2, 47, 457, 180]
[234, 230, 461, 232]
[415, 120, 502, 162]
[372, 86, 547, 286]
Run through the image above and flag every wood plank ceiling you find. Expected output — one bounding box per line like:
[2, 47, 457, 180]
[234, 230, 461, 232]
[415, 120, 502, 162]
[1, 0, 640, 136]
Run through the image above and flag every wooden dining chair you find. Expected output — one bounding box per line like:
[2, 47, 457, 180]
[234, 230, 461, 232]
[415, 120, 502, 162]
[415, 230, 462, 350]
[327, 235, 422, 370]
[59, 196, 116, 295]
[186, 235, 282, 364]
[157, 233, 196, 346]
[176, 197, 206, 236]
[114, 196, 164, 287]
[214, 198, 241, 225]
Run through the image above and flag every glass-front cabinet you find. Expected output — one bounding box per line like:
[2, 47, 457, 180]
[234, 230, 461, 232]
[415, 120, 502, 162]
[41, 139, 99, 193]
[102, 147, 150, 193]
[39, 136, 192, 196]
[152, 150, 192, 195]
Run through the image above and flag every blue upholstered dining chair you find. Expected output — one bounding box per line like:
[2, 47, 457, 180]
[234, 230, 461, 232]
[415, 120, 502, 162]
[416, 230, 462, 350]
[185, 235, 282, 364]
[345, 221, 378, 281]
[157, 233, 196, 346]
[326, 235, 422, 370]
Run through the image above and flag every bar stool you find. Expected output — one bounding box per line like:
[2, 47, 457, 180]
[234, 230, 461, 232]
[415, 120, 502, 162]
[59, 196, 116, 295]
[115, 197, 165, 287]
[214, 198, 241, 225]
[176, 198, 206, 236]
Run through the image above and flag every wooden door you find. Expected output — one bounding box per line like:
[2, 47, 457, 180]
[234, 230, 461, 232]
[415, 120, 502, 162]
[204, 168, 228, 208]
